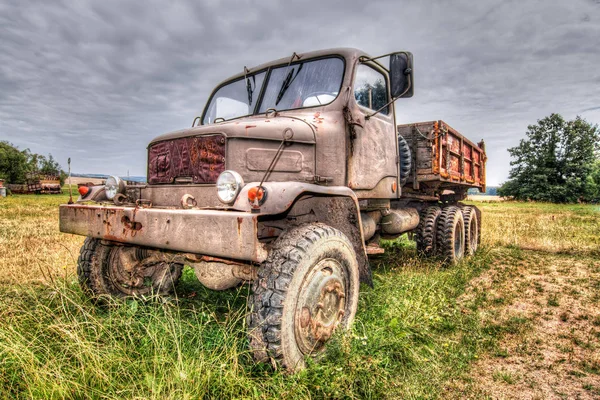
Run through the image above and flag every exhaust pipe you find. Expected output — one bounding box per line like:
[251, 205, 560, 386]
[380, 208, 419, 235]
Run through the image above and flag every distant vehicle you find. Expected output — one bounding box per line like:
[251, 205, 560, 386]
[59, 48, 486, 371]
[27, 173, 61, 194]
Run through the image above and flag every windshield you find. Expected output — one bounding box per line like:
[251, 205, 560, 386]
[202, 57, 344, 124]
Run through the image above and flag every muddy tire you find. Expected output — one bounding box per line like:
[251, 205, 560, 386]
[436, 206, 465, 264]
[77, 238, 182, 300]
[247, 223, 360, 372]
[77, 237, 101, 297]
[415, 206, 441, 256]
[461, 206, 480, 256]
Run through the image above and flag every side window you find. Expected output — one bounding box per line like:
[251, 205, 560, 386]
[354, 64, 389, 115]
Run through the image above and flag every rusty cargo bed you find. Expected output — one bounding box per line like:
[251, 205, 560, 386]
[398, 120, 487, 195]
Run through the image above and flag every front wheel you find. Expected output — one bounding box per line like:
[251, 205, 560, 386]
[247, 223, 360, 372]
[77, 238, 183, 300]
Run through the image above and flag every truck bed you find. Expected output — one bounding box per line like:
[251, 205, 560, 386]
[397, 120, 487, 195]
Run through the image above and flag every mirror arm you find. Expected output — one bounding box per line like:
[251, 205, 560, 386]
[365, 74, 412, 120]
[358, 55, 390, 73]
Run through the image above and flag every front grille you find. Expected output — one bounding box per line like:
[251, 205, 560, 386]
[148, 134, 226, 184]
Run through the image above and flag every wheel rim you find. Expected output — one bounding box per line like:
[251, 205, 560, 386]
[107, 247, 168, 296]
[454, 221, 464, 259]
[469, 217, 478, 253]
[294, 258, 348, 355]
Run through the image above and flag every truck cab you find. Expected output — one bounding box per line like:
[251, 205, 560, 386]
[60, 48, 485, 371]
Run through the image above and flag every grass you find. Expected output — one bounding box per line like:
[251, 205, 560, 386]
[0, 194, 599, 399]
[470, 201, 600, 256]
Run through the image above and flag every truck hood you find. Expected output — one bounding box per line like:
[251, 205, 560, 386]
[148, 114, 317, 147]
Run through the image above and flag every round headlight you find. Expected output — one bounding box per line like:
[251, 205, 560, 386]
[105, 176, 126, 200]
[216, 170, 244, 204]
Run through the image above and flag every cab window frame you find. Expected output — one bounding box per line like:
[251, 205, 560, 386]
[353, 62, 392, 117]
[200, 55, 347, 125]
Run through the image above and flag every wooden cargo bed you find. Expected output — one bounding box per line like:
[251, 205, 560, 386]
[398, 120, 486, 196]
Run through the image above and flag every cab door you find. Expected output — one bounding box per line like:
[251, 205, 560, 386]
[346, 62, 398, 197]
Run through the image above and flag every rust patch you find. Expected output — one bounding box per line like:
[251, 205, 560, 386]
[313, 112, 324, 124]
[237, 217, 243, 235]
[199, 255, 247, 266]
[148, 134, 226, 184]
[244, 125, 257, 136]
[121, 215, 142, 231]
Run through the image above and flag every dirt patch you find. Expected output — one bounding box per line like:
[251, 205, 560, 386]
[453, 250, 600, 399]
[67, 176, 105, 186]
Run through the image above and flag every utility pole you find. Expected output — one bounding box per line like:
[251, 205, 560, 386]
[67, 157, 73, 204]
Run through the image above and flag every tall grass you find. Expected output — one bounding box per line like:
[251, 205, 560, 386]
[0, 254, 497, 399]
[1, 194, 598, 398]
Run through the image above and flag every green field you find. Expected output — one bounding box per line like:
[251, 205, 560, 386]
[0, 194, 599, 399]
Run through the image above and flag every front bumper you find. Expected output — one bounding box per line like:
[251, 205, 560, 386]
[59, 204, 268, 263]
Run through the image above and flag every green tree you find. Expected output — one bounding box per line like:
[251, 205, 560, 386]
[0, 142, 66, 185]
[0, 141, 29, 184]
[498, 114, 600, 203]
[585, 160, 600, 202]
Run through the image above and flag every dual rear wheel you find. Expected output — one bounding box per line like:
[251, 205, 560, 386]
[416, 204, 480, 264]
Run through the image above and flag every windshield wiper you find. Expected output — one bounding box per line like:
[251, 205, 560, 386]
[244, 66, 255, 106]
[275, 63, 302, 106]
[275, 52, 303, 106]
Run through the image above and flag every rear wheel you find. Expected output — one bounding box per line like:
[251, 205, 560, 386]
[461, 206, 480, 256]
[436, 206, 465, 264]
[415, 205, 441, 257]
[77, 238, 182, 300]
[247, 223, 360, 372]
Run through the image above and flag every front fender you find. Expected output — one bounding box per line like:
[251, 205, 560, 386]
[231, 182, 357, 215]
[233, 182, 372, 285]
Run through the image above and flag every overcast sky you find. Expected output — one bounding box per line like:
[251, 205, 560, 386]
[1, 0, 599, 185]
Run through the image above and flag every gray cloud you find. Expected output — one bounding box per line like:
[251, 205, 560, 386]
[1, 0, 599, 185]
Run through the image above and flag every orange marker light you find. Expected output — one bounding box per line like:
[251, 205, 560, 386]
[78, 186, 90, 197]
[247, 186, 266, 207]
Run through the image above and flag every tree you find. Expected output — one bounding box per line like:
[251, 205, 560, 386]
[585, 160, 600, 202]
[0, 141, 29, 184]
[0, 142, 66, 185]
[498, 114, 600, 203]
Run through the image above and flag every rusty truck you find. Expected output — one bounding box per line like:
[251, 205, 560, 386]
[59, 48, 486, 371]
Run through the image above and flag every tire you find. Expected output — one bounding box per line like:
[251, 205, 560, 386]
[247, 223, 360, 372]
[415, 206, 441, 256]
[77, 238, 182, 299]
[77, 237, 101, 297]
[436, 206, 465, 264]
[398, 134, 412, 186]
[461, 206, 480, 256]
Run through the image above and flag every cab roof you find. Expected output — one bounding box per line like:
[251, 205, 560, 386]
[215, 47, 371, 87]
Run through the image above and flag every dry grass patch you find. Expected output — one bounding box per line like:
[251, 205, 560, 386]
[451, 248, 600, 399]
[472, 201, 600, 255]
[0, 194, 83, 284]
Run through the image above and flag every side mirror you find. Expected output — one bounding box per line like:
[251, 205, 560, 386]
[389, 52, 414, 98]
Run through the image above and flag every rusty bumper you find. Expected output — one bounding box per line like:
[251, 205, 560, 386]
[59, 204, 268, 263]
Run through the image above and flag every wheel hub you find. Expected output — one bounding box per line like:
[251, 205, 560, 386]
[107, 247, 166, 295]
[294, 259, 347, 355]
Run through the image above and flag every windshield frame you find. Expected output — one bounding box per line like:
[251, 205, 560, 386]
[200, 54, 346, 125]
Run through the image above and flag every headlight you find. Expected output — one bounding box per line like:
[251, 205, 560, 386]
[104, 176, 126, 200]
[216, 170, 244, 204]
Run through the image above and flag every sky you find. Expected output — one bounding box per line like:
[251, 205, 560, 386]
[1, 0, 599, 186]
